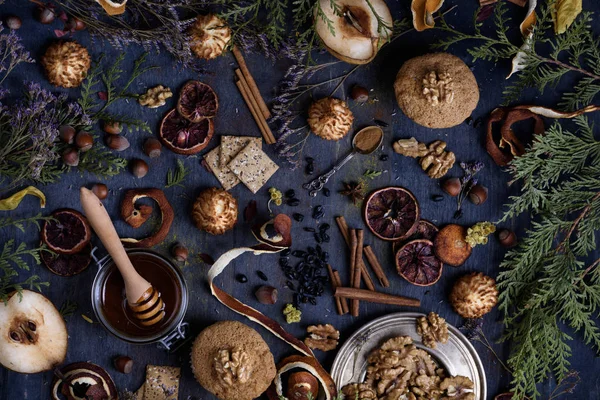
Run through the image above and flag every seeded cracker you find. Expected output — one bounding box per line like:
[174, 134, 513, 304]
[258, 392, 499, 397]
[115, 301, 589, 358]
[227, 141, 279, 194]
[143, 365, 180, 400]
[220, 135, 262, 167]
[204, 147, 240, 190]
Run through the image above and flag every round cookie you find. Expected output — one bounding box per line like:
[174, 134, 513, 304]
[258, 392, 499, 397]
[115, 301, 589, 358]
[191, 321, 276, 400]
[393, 53, 479, 129]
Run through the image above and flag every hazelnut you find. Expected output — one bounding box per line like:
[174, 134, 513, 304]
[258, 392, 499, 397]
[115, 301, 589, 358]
[113, 356, 133, 374]
[91, 183, 108, 200]
[36, 6, 55, 24]
[497, 229, 517, 248]
[468, 184, 488, 205]
[130, 159, 149, 178]
[441, 177, 461, 197]
[106, 135, 130, 151]
[286, 371, 319, 400]
[103, 121, 122, 135]
[62, 148, 79, 167]
[75, 131, 93, 152]
[5, 16, 22, 30]
[171, 243, 189, 262]
[59, 125, 76, 144]
[65, 17, 86, 31]
[143, 137, 162, 158]
[255, 286, 278, 305]
[350, 85, 369, 103]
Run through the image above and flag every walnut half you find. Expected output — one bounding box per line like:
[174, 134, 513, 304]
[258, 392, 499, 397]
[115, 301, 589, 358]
[417, 312, 449, 349]
[393, 138, 456, 179]
[304, 324, 339, 352]
[138, 85, 172, 108]
[423, 71, 455, 106]
[213, 347, 250, 386]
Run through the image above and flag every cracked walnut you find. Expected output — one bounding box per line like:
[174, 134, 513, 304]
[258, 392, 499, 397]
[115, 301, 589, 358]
[213, 347, 250, 386]
[422, 71, 455, 106]
[417, 312, 449, 349]
[304, 324, 339, 352]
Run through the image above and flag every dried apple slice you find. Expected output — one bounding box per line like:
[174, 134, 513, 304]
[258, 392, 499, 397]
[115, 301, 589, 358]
[0, 290, 67, 373]
[51, 362, 118, 400]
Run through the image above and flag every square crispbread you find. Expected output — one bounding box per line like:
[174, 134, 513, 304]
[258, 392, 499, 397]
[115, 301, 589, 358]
[204, 147, 240, 190]
[143, 365, 180, 400]
[227, 141, 279, 194]
[219, 135, 262, 167]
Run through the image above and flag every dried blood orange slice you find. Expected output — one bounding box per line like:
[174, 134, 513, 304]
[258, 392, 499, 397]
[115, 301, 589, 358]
[41, 209, 91, 255]
[395, 239, 442, 286]
[177, 80, 218, 123]
[363, 186, 420, 241]
[41, 243, 91, 277]
[434, 224, 472, 266]
[393, 219, 438, 254]
[159, 108, 214, 155]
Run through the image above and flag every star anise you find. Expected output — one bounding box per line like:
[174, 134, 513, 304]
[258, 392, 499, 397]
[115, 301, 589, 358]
[339, 182, 365, 205]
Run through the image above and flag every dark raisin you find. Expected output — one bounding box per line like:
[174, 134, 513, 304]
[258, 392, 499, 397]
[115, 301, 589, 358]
[379, 154, 389, 161]
[319, 223, 330, 231]
[308, 297, 317, 305]
[320, 252, 329, 262]
[473, 118, 483, 128]
[431, 195, 444, 202]
[321, 233, 330, 242]
[313, 208, 324, 219]
[373, 119, 389, 127]
[314, 233, 323, 243]
[292, 250, 306, 257]
[285, 189, 296, 198]
[257, 270, 268, 281]
[323, 188, 331, 197]
[236, 274, 248, 283]
[301, 296, 309, 303]
[454, 209, 464, 219]
[285, 272, 295, 280]
[304, 227, 316, 232]
[286, 281, 295, 290]
[306, 255, 316, 264]
[465, 117, 473, 125]
[293, 213, 304, 222]
[287, 198, 300, 206]
[306, 157, 314, 163]
[281, 249, 291, 256]
[306, 164, 315, 175]
[279, 258, 289, 267]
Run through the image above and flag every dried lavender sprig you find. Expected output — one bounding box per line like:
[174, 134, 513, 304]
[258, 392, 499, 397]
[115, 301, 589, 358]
[454, 161, 484, 219]
[0, 23, 35, 86]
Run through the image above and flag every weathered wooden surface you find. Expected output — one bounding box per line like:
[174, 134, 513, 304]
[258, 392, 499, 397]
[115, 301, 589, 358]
[1, 0, 599, 399]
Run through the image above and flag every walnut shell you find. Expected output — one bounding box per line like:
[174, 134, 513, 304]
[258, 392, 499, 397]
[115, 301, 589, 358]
[192, 187, 237, 235]
[307, 97, 353, 141]
[188, 14, 231, 60]
[41, 41, 91, 88]
[449, 272, 498, 318]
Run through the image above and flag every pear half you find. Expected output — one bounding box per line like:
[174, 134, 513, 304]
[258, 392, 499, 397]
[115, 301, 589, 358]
[0, 290, 67, 373]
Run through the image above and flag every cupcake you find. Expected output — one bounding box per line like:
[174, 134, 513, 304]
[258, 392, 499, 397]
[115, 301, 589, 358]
[393, 53, 479, 129]
[191, 321, 276, 400]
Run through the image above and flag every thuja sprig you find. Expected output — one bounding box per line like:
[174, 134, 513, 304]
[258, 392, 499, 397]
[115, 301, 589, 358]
[165, 159, 189, 188]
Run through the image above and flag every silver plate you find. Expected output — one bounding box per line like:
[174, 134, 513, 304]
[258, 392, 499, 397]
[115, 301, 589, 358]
[330, 312, 486, 399]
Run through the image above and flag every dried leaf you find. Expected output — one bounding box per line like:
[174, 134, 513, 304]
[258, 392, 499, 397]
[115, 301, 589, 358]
[0, 186, 46, 211]
[477, 4, 496, 22]
[553, 0, 582, 34]
[520, 0, 538, 35]
[97, 91, 108, 101]
[507, 31, 533, 79]
[54, 29, 68, 38]
[411, 0, 445, 31]
[244, 200, 257, 223]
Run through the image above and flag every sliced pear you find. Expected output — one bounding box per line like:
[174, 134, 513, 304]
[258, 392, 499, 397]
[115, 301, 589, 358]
[0, 290, 67, 373]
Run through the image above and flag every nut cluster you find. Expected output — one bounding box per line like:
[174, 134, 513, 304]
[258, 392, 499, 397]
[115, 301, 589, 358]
[138, 85, 173, 108]
[393, 138, 456, 179]
[307, 97, 354, 141]
[188, 14, 231, 60]
[41, 41, 90, 88]
[304, 324, 339, 352]
[213, 347, 250, 386]
[416, 312, 449, 349]
[450, 272, 498, 319]
[422, 71, 454, 106]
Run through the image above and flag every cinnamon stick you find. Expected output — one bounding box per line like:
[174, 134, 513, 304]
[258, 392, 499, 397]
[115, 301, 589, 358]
[334, 287, 421, 308]
[235, 70, 276, 144]
[334, 216, 376, 291]
[349, 229, 359, 316]
[232, 46, 271, 119]
[352, 230, 364, 316]
[332, 270, 349, 314]
[327, 264, 345, 315]
[363, 245, 390, 288]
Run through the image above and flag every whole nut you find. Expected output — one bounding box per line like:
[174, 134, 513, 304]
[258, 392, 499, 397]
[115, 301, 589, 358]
[497, 229, 517, 248]
[65, 17, 86, 31]
[130, 159, 149, 178]
[91, 183, 108, 200]
[103, 121, 122, 135]
[441, 177, 461, 197]
[143, 137, 162, 158]
[5, 16, 22, 30]
[286, 371, 319, 400]
[468, 184, 488, 205]
[75, 131, 93, 152]
[62, 148, 79, 167]
[350, 85, 369, 103]
[106, 135, 130, 151]
[36, 6, 55, 24]
[113, 356, 133, 374]
[255, 286, 278, 305]
[59, 125, 76, 144]
[171, 243, 189, 262]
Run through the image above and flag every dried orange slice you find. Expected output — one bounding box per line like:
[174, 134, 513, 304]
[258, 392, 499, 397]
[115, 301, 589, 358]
[363, 187, 420, 241]
[159, 109, 214, 155]
[41, 209, 91, 255]
[395, 239, 443, 286]
[177, 80, 218, 123]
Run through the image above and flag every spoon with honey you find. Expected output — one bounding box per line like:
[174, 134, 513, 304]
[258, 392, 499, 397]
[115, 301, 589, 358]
[80, 187, 165, 327]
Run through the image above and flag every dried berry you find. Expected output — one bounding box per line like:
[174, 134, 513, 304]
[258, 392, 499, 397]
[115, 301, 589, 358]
[130, 159, 149, 178]
[75, 131, 93, 152]
[236, 274, 248, 283]
[91, 183, 108, 200]
[255, 286, 278, 305]
[171, 243, 189, 262]
[143, 137, 162, 158]
[468, 184, 488, 205]
[350, 85, 369, 103]
[62, 148, 79, 167]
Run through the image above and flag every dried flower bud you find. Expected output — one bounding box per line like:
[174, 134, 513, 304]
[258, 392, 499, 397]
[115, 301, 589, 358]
[255, 286, 278, 305]
[62, 148, 79, 167]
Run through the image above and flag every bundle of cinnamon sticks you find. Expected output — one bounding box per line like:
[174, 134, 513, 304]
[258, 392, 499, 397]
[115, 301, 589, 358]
[232, 46, 276, 145]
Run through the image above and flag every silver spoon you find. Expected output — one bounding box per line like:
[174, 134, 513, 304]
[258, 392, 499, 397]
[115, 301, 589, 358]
[303, 126, 384, 197]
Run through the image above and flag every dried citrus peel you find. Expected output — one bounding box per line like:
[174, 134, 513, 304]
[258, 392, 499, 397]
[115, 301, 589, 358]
[0, 186, 46, 210]
[411, 0, 444, 31]
[520, 0, 537, 35]
[265, 355, 338, 400]
[95, 0, 126, 16]
[120, 188, 174, 248]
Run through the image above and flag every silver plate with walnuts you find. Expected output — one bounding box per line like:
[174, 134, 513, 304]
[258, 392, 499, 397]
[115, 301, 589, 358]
[330, 312, 486, 399]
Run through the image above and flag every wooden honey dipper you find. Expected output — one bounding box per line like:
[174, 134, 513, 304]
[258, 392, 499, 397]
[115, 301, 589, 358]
[80, 187, 165, 327]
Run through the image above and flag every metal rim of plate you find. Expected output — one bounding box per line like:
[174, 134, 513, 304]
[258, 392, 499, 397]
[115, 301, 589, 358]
[330, 312, 487, 400]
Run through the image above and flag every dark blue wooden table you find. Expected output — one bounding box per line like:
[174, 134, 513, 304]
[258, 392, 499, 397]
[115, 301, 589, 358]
[1, 0, 599, 398]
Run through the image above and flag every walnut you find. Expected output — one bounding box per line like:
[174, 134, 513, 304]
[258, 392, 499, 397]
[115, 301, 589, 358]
[420, 140, 456, 179]
[341, 383, 377, 399]
[138, 85, 173, 108]
[416, 312, 449, 349]
[192, 187, 238, 235]
[41, 41, 91, 88]
[393, 137, 428, 158]
[422, 71, 455, 106]
[213, 347, 250, 386]
[450, 272, 498, 318]
[188, 14, 231, 60]
[440, 376, 475, 400]
[307, 97, 354, 141]
[304, 324, 339, 352]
